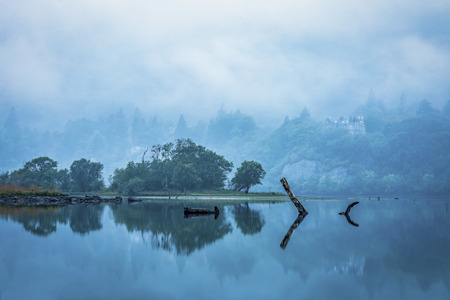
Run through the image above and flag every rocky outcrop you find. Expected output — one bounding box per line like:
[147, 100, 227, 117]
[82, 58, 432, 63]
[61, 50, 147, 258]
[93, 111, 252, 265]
[281, 160, 349, 184]
[0, 194, 123, 206]
[281, 160, 323, 180]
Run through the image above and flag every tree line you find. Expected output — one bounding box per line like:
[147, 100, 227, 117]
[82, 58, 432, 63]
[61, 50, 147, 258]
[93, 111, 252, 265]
[0, 139, 266, 195]
[2, 98, 450, 196]
[0, 156, 104, 192]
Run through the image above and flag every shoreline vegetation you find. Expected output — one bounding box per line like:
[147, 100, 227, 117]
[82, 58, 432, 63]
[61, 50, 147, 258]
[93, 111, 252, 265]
[0, 185, 121, 206]
[0, 184, 405, 207]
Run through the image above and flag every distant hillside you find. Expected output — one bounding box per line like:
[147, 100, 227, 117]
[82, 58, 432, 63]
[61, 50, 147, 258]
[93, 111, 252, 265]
[1, 99, 450, 196]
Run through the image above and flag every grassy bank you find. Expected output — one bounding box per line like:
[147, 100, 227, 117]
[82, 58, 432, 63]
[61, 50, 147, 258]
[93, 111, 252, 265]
[64, 189, 285, 197]
[0, 185, 63, 196]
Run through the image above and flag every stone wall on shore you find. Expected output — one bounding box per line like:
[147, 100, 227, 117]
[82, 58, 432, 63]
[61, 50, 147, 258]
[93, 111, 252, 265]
[0, 195, 123, 206]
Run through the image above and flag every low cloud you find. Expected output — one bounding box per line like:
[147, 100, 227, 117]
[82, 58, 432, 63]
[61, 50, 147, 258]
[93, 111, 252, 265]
[1, 0, 449, 128]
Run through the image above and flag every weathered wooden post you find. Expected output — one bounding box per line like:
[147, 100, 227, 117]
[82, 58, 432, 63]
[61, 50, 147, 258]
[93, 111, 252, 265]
[280, 177, 307, 214]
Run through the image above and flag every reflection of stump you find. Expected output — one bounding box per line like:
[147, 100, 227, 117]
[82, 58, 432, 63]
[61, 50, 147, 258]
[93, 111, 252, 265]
[280, 178, 307, 214]
[128, 197, 142, 203]
[280, 212, 308, 249]
[184, 206, 220, 219]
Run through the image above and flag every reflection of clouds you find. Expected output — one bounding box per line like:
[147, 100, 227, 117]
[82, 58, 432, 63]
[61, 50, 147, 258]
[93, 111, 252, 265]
[1, 200, 450, 299]
[304, 274, 367, 300]
[206, 243, 258, 281]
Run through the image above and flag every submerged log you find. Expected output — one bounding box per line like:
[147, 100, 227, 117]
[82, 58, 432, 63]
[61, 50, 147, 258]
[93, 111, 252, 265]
[184, 206, 220, 219]
[280, 178, 307, 214]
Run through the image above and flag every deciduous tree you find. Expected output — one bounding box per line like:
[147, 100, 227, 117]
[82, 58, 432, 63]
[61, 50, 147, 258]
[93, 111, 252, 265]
[70, 158, 104, 192]
[9, 156, 58, 188]
[231, 161, 266, 193]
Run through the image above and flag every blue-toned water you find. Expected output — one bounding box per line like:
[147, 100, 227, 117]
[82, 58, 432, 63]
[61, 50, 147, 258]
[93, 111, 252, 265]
[0, 197, 449, 300]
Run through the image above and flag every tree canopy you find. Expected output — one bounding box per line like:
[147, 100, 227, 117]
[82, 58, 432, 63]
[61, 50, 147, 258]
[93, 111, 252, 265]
[109, 139, 234, 194]
[231, 160, 266, 193]
[8, 157, 58, 188]
[1, 156, 104, 192]
[70, 158, 104, 192]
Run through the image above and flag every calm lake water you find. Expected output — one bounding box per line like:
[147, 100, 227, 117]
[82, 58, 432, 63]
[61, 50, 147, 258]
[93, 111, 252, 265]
[1, 197, 449, 300]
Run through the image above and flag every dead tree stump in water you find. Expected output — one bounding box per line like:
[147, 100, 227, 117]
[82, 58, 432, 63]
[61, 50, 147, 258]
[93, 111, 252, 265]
[280, 177, 307, 214]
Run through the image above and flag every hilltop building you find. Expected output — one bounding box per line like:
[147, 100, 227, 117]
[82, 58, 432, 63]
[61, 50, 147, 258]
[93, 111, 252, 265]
[326, 116, 366, 135]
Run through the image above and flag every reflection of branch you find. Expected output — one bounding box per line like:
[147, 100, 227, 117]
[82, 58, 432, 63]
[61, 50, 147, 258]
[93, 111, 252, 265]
[344, 214, 359, 227]
[280, 212, 308, 249]
[339, 202, 360, 227]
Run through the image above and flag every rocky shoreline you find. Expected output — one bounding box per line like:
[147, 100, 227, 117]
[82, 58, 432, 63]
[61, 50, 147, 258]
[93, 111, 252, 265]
[0, 194, 123, 206]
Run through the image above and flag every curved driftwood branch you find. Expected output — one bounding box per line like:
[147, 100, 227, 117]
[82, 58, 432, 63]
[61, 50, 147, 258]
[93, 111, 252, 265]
[339, 201, 360, 227]
[280, 177, 307, 214]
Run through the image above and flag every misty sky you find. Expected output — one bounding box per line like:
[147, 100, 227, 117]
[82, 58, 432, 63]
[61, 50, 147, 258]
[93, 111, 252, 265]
[1, 0, 449, 129]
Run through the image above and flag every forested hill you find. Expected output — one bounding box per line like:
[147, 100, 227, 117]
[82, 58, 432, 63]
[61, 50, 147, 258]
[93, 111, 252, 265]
[1, 99, 449, 196]
[255, 107, 450, 195]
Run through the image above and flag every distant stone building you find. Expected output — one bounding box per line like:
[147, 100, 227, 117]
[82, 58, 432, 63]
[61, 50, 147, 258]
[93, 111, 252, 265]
[326, 116, 366, 135]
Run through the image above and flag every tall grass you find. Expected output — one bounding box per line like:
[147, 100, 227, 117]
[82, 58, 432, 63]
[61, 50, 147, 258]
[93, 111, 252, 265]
[0, 184, 63, 196]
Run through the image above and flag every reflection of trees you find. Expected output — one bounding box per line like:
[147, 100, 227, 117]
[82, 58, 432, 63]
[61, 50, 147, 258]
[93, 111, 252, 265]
[0, 205, 105, 236]
[231, 203, 265, 235]
[69, 205, 104, 235]
[112, 202, 232, 255]
[0, 206, 68, 236]
[276, 200, 450, 296]
[380, 205, 450, 292]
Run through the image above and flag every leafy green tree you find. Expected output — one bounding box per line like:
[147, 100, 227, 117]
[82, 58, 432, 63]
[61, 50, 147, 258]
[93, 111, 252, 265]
[56, 168, 72, 191]
[172, 162, 201, 192]
[150, 143, 175, 191]
[171, 139, 233, 190]
[231, 160, 266, 193]
[0, 171, 9, 185]
[70, 158, 104, 192]
[9, 156, 58, 187]
[110, 139, 233, 193]
[110, 161, 153, 195]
